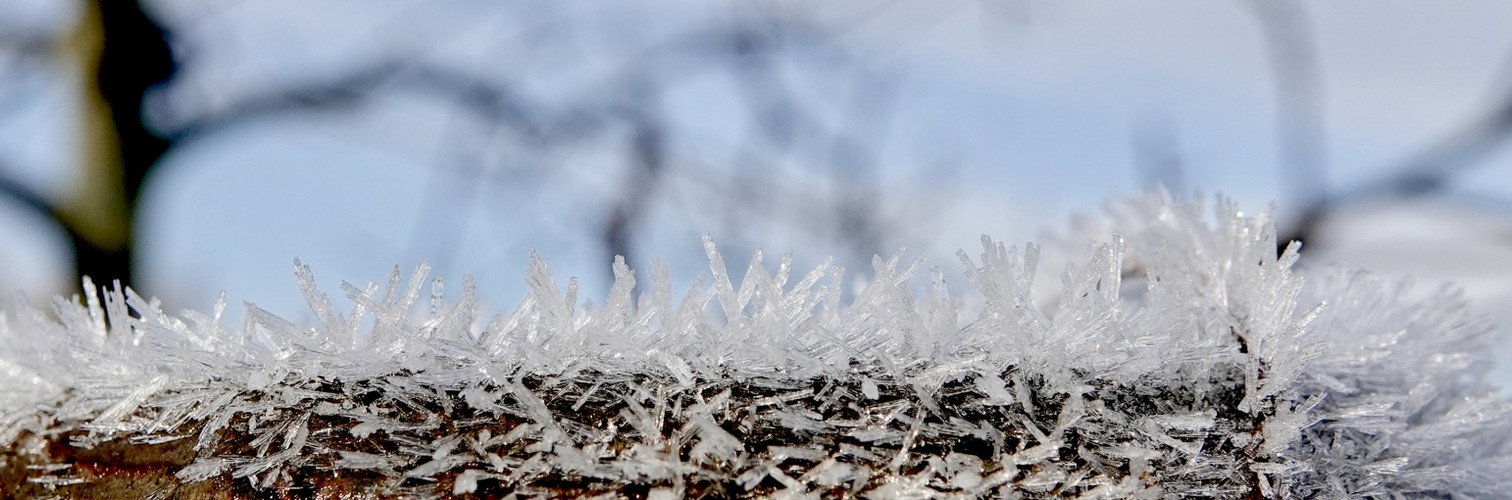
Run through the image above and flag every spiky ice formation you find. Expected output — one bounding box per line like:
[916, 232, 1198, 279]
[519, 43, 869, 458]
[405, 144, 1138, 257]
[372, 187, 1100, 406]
[0, 193, 1508, 498]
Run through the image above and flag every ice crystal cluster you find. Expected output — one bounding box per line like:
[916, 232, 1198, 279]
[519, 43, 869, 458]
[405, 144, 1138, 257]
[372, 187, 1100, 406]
[1, 194, 1509, 498]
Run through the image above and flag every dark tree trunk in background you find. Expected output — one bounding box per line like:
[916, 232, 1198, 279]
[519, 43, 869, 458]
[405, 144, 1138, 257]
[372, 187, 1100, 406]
[78, 0, 174, 290]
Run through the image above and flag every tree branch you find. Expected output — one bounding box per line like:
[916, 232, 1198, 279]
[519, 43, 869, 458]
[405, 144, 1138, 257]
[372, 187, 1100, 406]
[1281, 95, 1512, 250]
[1246, 0, 1327, 225]
[0, 171, 62, 226]
[163, 62, 556, 146]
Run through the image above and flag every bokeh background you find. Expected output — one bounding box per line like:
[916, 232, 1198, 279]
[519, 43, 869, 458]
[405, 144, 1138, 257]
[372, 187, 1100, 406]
[1, 1, 1510, 385]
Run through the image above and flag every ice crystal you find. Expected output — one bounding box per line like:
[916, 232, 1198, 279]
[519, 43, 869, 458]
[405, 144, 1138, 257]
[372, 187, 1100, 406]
[0, 193, 1508, 498]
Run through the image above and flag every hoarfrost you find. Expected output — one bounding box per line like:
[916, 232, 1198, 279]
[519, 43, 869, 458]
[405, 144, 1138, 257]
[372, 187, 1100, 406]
[0, 193, 1507, 497]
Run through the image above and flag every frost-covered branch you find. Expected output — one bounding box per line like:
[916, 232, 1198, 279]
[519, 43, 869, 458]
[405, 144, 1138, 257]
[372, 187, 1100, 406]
[1, 194, 1507, 498]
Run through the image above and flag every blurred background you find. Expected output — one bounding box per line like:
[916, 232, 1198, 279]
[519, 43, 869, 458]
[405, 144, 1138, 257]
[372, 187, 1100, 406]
[0, 1, 1509, 384]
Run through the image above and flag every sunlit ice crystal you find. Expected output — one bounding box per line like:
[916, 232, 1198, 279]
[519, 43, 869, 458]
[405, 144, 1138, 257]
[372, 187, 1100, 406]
[0, 192, 1507, 498]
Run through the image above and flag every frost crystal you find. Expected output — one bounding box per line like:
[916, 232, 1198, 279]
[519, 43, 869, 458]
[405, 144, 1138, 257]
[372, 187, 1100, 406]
[1, 193, 1508, 498]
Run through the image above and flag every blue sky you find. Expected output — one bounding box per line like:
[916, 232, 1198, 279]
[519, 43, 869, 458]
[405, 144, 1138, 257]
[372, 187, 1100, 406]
[1, 1, 1511, 383]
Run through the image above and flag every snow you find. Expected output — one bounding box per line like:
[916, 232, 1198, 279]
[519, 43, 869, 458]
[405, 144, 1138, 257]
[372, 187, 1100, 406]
[0, 192, 1508, 497]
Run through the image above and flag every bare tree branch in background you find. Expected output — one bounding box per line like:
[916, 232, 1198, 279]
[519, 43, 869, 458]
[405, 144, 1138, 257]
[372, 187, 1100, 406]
[163, 63, 548, 145]
[829, 68, 902, 270]
[1279, 70, 1512, 253]
[1132, 114, 1188, 196]
[1247, 0, 1512, 257]
[602, 103, 667, 278]
[1245, 0, 1328, 253]
[0, 0, 925, 298]
[0, 0, 174, 293]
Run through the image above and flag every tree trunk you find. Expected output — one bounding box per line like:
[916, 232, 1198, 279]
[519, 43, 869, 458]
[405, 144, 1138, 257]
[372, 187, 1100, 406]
[62, 0, 174, 291]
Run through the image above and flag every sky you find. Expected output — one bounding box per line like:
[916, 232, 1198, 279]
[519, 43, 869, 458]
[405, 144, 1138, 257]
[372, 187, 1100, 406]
[2, 0, 1511, 382]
